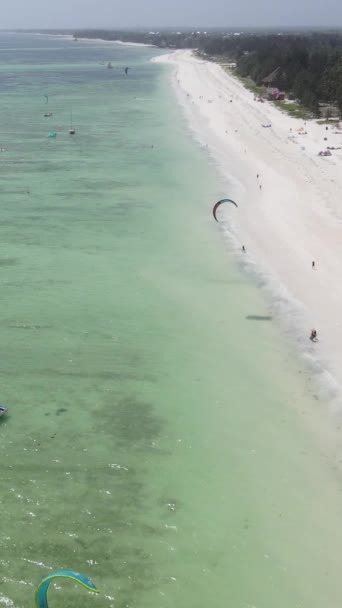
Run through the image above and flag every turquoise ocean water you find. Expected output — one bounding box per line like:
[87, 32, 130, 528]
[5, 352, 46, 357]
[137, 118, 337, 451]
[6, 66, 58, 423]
[1, 33, 342, 608]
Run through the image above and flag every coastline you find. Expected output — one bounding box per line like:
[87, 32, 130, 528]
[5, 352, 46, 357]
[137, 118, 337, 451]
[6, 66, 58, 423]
[154, 49, 342, 410]
[74, 37, 156, 47]
[4, 34, 342, 608]
[25, 31, 156, 47]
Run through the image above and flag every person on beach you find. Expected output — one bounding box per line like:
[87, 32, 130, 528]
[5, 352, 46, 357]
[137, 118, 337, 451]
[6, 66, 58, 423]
[310, 329, 317, 341]
[256, 173, 259, 179]
[312, 260, 315, 269]
[242, 245, 246, 253]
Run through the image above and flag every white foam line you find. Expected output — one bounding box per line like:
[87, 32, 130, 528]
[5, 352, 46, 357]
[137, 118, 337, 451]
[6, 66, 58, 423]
[154, 49, 342, 411]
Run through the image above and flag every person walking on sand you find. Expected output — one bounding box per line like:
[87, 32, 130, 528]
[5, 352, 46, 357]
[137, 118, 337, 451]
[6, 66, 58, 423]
[310, 329, 317, 342]
[242, 245, 246, 253]
[256, 173, 259, 179]
[312, 260, 315, 269]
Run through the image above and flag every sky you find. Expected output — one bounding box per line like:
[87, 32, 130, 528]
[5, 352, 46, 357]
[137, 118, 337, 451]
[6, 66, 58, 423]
[3, 0, 342, 30]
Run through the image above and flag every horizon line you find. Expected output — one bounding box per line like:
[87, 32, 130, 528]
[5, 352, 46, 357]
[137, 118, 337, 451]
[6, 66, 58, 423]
[4, 26, 342, 32]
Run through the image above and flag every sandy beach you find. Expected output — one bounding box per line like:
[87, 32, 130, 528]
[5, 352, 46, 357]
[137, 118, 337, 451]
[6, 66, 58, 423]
[74, 37, 155, 47]
[155, 49, 342, 409]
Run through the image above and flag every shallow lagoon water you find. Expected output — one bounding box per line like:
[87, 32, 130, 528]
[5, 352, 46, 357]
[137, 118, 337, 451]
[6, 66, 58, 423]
[1, 33, 342, 608]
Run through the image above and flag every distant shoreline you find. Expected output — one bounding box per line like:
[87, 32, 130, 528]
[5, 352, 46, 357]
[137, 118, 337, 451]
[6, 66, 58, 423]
[16, 31, 156, 48]
[76, 37, 156, 48]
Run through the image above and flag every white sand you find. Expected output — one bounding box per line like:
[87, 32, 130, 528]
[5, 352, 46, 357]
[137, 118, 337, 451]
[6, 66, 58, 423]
[111, 40, 156, 48]
[154, 50, 342, 406]
[75, 38, 155, 47]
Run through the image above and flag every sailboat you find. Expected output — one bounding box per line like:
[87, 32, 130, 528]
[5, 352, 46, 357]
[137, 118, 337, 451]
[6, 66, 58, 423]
[69, 107, 76, 135]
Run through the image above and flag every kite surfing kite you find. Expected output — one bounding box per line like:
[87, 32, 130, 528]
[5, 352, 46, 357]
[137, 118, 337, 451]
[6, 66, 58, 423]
[43, 95, 48, 104]
[212, 198, 238, 222]
[36, 570, 99, 608]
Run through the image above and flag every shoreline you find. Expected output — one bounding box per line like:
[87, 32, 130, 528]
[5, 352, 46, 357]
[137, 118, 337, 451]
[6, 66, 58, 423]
[154, 49, 342, 410]
[75, 37, 156, 47]
[21, 31, 156, 47]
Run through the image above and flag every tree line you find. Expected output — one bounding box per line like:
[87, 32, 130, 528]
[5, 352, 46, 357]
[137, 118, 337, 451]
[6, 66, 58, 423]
[214, 33, 342, 116]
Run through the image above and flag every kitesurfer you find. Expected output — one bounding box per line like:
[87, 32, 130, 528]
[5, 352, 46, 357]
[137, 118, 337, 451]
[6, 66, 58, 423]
[36, 571, 99, 608]
[312, 260, 315, 269]
[310, 329, 317, 341]
[212, 198, 238, 222]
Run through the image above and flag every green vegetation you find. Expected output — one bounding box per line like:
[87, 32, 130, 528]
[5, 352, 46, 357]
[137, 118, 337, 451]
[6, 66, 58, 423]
[232, 72, 264, 96]
[273, 100, 309, 119]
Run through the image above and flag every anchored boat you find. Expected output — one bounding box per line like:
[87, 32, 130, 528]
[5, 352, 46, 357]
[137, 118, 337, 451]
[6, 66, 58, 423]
[69, 108, 76, 135]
